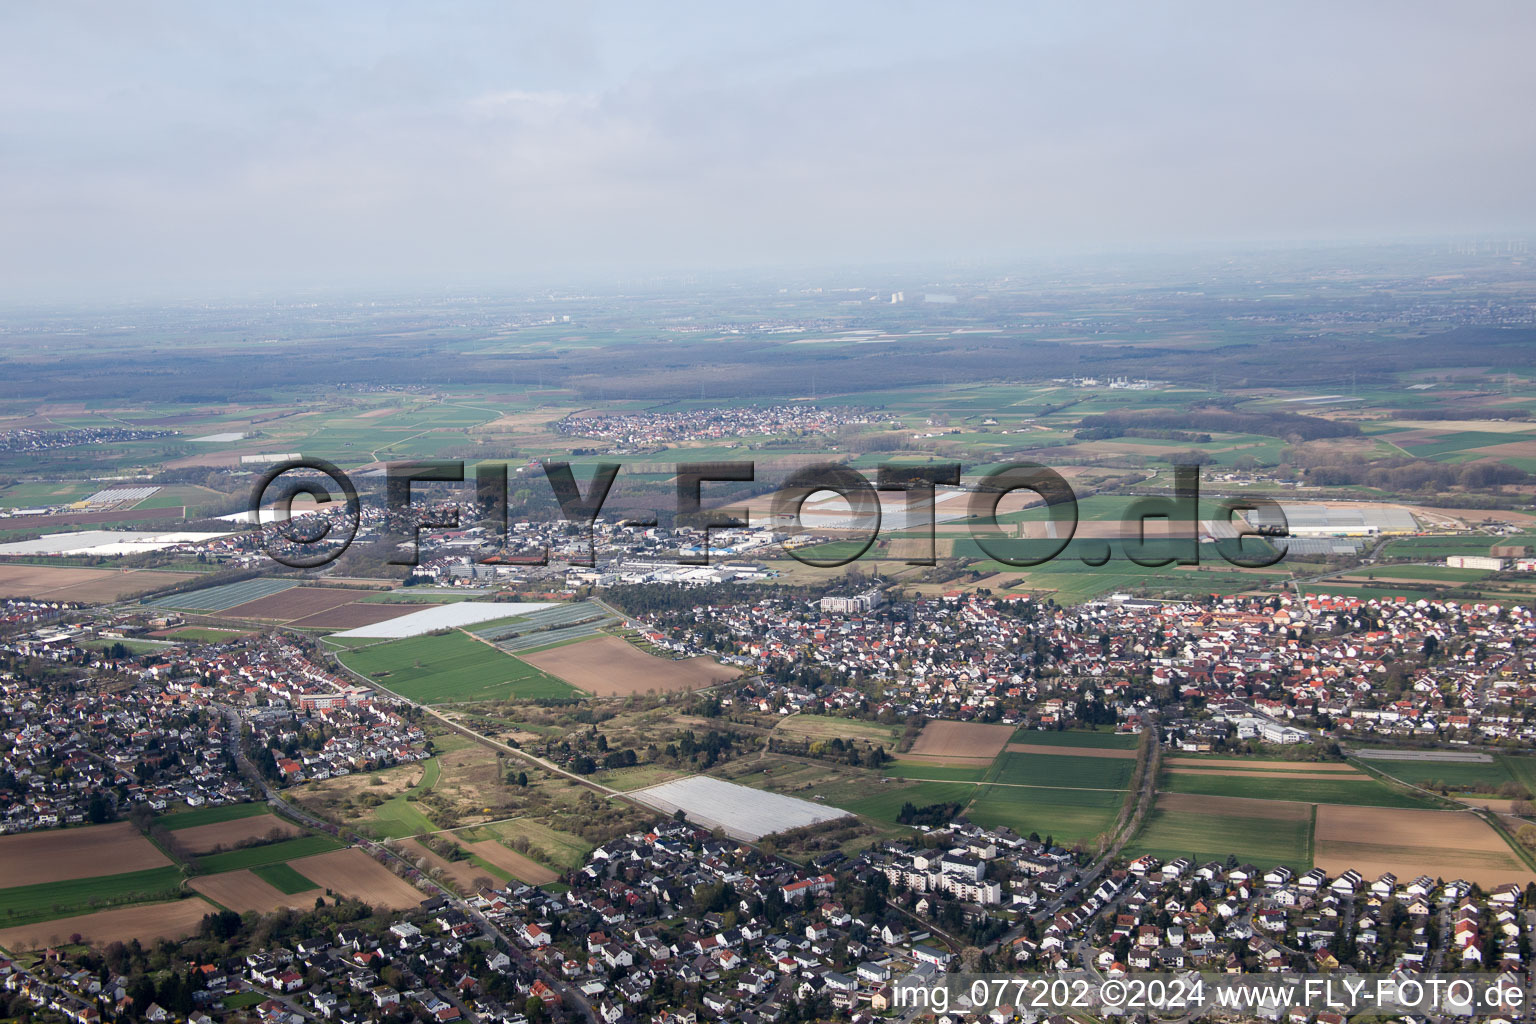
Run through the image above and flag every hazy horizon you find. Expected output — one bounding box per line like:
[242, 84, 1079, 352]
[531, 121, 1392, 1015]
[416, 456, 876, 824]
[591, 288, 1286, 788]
[5, 1, 1536, 301]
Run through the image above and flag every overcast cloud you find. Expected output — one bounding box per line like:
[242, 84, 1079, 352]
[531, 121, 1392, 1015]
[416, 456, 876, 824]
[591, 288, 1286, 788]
[2, 2, 1534, 298]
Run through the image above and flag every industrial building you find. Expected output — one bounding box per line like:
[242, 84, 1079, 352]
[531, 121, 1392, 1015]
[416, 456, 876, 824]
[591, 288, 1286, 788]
[1447, 555, 1508, 571]
[1243, 502, 1419, 537]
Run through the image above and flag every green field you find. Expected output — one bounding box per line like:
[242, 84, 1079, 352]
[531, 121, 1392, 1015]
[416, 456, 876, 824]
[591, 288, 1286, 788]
[336, 631, 576, 702]
[1162, 771, 1439, 808]
[987, 751, 1135, 791]
[1365, 755, 1535, 795]
[196, 835, 343, 874]
[157, 802, 269, 830]
[0, 866, 187, 927]
[1130, 805, 1313, 868]
[964, 786, 1125, 844]
[364, 758, 442, 839]
[1014, 728, 1140, 749]
[882, 761, 991, 782]
[251, 863, 319, 894]
[841, 781, 979, 823]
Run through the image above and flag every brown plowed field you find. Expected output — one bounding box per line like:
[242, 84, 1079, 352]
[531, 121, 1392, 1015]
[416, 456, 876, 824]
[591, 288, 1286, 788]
[288, 848, 423, 909]
[173, 814, 300, 855]
[463, 839, 558, 885]
[190, 870, 317, 914]
[906, 720, 1014, 763]
[0, 564, 195, 601]
[0, 898, 215, 952]
[520, 635, 738, 696]
[1313, 805, 1535, 888]
[0, 822, 170, 888]
[287, 602, 409, 629]
[221, 587, 375, 620]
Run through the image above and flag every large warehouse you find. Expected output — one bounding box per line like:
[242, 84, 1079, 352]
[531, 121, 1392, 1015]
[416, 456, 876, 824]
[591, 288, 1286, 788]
[1243, 502, 1419, 537]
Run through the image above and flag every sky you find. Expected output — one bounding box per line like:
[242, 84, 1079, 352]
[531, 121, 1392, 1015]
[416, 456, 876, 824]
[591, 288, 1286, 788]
[3, 1, 1535, 299]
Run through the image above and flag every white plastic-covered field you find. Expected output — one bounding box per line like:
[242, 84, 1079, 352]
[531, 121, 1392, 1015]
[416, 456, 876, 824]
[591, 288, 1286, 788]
[629, 776, 851, 840]
[0, 530, 231, 556]
[331, 601, 554, 638]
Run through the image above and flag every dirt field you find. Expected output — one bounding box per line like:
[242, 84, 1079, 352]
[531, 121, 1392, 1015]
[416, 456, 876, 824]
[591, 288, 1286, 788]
[906, 720, 1015, 764]
[1007, 743, 1138, 759]
[1155, 791, 1313, 820]
[0, 564, 195, 601]
[0, 822, 171, 888]
[0, 897, 215, 952]
[520, 635, 738, 696]
[287, 602, 409, 629]
[288, 848, 424, 909]
[462, 838, 559, 885]
[399, 839, 494, 891]
[221, 587, 373, 621]
[1164, 757, 1362, 773]
[886, 537, 956, 560]
[1313, 805, 1535, 887]
[173, 814, 300, 855]
[190, 869, 317, 914]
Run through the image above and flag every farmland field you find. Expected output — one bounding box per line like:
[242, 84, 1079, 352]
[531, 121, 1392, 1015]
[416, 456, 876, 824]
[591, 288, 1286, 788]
[0, 564, 196, 602]
[0, 821, 171, 888]
[252, 863, 320, 894]
[336, 631, 575, 703]
[459, 838, 559, 886]
[0, 897, 215, 952]
[172, 813, 300, 855]
[881, 761, 990, 782]
[1164, 757, 1361, 772]
[158, 802, 269, 830]
[1005, 743, 1138, 760]
[1313, 805, 1535, 887]
[1131, 792, 1313, 868]
[841, 781, 979, 823]
[987, 750, 1136, 790]
[964, 785, 1125, 845]
[1014, 729, 1140, 749]
[196, 834, 343, 874]
[142, 577, 299, 611]
[904, 720, 1014, 765]
[0, 866, 186, 928]
[519, 634, 738, 695]
[1162, 770, 1439, 808]
[286, 848, 425, 909]
[220, 586, 379, 620]
[286, 602, 409, 630]
[191, 869, 316, 914]
[1364, 755, 1531, 794]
